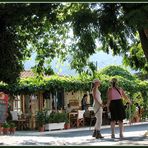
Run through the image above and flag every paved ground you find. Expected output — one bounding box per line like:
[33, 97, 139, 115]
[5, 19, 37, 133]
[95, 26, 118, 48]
[0, 122, 148, 146]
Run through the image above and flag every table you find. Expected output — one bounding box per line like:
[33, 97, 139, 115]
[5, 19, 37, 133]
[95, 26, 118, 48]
[14, 119, 28, 130]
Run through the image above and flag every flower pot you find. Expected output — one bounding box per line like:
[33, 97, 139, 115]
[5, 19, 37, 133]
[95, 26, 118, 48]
[64, 123, 70, 129]
[0, 127, 3, 134]
[3, 128, 10, 135]
[10, 127, 16, 134]
[38, 126, 44, 132]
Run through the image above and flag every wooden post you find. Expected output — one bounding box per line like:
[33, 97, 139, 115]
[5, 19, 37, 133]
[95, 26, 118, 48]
[40, 92, 43, 110]
[38, 93, 41, 111]
[20, 95, 24, 113]
[38, 92, 44, 111]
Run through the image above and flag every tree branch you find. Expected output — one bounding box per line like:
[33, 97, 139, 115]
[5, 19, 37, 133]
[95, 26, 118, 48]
[138, 29, 148, 61]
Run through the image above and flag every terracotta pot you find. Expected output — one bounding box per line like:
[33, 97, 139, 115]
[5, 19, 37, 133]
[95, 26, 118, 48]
[39, 126, 44, 132]
[10, 127, 16, 134]
[3, 128, 10, 135]
[64, 123, 70, 129]
[0, 127, 3, 134]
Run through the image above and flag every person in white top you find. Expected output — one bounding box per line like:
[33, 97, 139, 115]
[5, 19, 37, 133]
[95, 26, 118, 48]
[92, 79, 104, 139]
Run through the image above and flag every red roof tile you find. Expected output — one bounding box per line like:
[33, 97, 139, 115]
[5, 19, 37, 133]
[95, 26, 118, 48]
[20, 70, 35, 78]
[20, 70, 67, 78]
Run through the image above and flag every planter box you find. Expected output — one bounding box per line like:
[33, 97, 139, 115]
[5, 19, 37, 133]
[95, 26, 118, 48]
[45, 122, 65, 131]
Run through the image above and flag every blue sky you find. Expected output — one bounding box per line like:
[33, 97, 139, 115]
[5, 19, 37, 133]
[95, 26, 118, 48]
[24, 51, 135, 76]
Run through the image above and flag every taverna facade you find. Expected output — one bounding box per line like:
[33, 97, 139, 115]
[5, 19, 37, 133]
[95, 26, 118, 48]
[9, 70, 92, 130]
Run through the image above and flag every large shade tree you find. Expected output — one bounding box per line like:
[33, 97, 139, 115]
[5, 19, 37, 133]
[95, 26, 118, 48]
[0, 3, 60, 83]
[61, 3, 148, 73]
[0, 3, 148, 84]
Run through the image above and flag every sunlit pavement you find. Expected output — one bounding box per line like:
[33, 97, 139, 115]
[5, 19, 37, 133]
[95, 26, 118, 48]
[0, 122, 148, 146]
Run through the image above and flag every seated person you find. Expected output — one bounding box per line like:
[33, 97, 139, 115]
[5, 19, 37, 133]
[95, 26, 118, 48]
[81, 94, 88, 111]
[66, 104, 72, 113]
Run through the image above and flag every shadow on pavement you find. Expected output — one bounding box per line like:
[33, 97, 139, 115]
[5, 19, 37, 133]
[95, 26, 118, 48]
[115, 136, 148, 146]
[10, 135, 148, 146]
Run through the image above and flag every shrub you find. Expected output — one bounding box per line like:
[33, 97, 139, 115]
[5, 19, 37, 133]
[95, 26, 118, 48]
[47, 112, 67, 123]
[2, 122, 10, 128]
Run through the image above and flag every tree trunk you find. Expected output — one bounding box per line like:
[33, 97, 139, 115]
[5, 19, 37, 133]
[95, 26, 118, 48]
[138, 29, 148, 61]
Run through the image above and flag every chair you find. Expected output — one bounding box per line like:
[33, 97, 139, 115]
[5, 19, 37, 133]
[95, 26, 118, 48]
[69, 112, 78, 128]
[89, 110, 96, 127]
[10, 111, 29, 130]
[10, 111, 19, 130]
[77, 110, 85, 127]
[10, 111, 18, 121]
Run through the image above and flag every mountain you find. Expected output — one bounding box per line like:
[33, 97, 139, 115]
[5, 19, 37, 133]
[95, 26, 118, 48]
[24, 51, 135, 75]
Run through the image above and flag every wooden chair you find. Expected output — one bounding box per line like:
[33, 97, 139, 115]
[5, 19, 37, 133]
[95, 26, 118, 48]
[69, 112, 78, 128]
[87, 107, 96, 127]
[77, 110, 85, 127]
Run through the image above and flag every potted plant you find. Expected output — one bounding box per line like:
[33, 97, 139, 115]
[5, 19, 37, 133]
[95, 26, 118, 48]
[9, 122, 16, 134]
[44, 112, 66, 131]
[2, 122, 10, 135]
[64, 113, 70, 129]
[64, 117, 70, 129]
[35, 110, 46, 132]
[0, 124, 3, 134]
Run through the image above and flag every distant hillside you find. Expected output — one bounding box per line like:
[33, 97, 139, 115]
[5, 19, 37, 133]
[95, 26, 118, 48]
[24, 51, 136, 75]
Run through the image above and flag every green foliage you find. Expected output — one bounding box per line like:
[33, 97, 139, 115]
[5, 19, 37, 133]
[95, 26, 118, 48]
[132, 92, 144, 106]
[2, 122, 10, 128]
[97, 66, 143, 99]
[0, 65, 148, 105]
[46, 112, 67, 123]
[11, 75, 91, 95]
[1, 3, 148, 84]
[125, 104, 136, 120]
[123, 43, 148, 73]
[9, 122, 16, 128]
[99, 65, 136, 80]
[0, 3, 61, 83]
[0, 29, 23, 84]
[64, 113, 69, 124]
[59, 3, 148, 73]
[35, 110, 46, 127]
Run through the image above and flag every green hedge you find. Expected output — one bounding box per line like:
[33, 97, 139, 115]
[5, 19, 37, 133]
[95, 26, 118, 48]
[0, 66, 147, 102]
